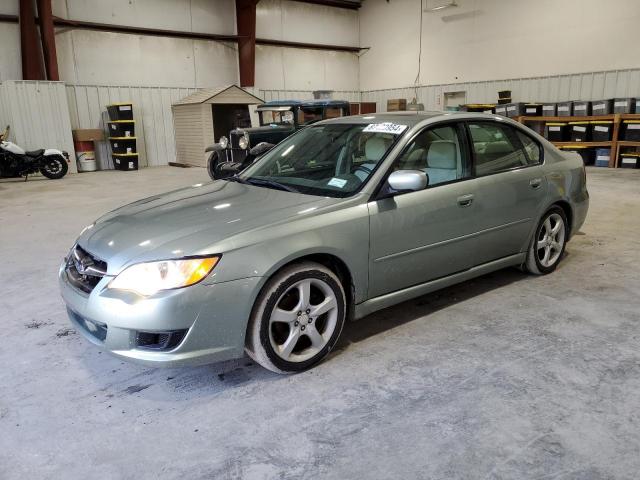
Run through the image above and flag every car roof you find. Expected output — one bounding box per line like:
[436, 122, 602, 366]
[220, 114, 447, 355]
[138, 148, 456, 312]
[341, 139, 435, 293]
[259, 99, 350, 107]
[315, 111, 511, 127]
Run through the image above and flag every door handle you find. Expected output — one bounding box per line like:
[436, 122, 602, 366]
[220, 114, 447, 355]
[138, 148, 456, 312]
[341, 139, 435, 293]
[529, 178, 542, 189]
[457, 194, 474, 207]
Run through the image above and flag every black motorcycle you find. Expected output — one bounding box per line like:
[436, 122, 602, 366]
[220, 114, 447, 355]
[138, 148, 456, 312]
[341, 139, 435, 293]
[0, 126, 69, 180]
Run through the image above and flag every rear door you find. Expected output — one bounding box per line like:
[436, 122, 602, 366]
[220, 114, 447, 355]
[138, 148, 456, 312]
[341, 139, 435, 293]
[465, 121, 547, 265]
[367, 122, 479, 298]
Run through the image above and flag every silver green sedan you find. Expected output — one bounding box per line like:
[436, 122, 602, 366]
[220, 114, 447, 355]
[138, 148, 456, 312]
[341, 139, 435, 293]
[59, 112, 589, 373]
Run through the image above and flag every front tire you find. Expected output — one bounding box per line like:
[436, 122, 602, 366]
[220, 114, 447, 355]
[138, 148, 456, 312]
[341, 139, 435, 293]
[206, 151, 221, 180]
[40, 155, 68, 179]
[245, 262, 347, 374]
[524, 206, 568, 275]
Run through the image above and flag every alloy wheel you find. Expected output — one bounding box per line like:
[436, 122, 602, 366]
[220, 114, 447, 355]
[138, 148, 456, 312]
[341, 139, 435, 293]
[536, 213, 565, 268]
[268, 278, 339, 363]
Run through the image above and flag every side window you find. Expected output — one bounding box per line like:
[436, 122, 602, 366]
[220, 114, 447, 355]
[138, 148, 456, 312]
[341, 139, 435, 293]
[395, 125, 467, 187]
[516, 130, 542, 165]
[468, 122, 529, 176]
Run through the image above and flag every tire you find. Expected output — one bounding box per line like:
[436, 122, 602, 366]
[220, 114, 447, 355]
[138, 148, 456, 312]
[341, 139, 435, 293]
[524, 206, 568, 275]
[40, 155, 68, 179]
[206, 151, 221, 180]
[245, 262, 347, 374]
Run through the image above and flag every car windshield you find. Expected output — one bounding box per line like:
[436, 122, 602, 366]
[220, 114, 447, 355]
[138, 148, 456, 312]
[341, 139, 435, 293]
[238, 123, 405, 198]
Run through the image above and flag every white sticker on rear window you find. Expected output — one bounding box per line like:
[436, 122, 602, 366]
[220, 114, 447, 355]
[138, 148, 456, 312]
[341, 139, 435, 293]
[327, 177, 347, 188]
[363, 123, 407, 135]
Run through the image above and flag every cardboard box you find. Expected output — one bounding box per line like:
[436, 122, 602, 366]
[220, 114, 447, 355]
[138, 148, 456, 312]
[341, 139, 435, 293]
[387, 99, 407, 111]
[72, 129, 104, 142]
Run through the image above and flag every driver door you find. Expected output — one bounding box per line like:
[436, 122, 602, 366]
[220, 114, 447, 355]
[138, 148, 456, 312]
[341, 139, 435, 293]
[367, 123, 480, 298]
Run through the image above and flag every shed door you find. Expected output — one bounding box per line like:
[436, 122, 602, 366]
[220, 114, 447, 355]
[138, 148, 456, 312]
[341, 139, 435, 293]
[212, 104, 251, 141]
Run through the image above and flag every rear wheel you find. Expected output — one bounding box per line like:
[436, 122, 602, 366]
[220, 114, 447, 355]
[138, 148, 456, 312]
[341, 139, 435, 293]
[245, 262, 346, 374]
[40, 155, 68, 179]
[524, 206, 567, 275]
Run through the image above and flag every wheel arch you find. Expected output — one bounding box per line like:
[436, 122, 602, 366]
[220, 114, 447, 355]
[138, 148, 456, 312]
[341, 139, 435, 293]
[550, 199, 573, 237]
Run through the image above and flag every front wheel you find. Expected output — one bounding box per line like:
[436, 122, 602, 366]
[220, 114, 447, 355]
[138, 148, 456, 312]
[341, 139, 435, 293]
[206, 151, 221, 180]
[40, 155, 68, 179]
[245, 262, 347, 374]
[524, 206, 568, 275]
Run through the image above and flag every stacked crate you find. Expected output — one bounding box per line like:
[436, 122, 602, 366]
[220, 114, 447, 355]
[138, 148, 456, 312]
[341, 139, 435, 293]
[106, 103, 138, 171]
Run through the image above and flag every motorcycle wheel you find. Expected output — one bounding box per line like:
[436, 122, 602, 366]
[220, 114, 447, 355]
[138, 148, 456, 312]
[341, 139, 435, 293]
[40, 155, 68, 179]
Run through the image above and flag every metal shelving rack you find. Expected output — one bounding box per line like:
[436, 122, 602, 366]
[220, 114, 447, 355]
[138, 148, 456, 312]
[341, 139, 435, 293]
[514, 113, 640, 167]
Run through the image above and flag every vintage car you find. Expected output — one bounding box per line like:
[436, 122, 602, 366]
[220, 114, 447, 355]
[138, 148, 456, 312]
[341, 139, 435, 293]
[205, 99, 350, 180]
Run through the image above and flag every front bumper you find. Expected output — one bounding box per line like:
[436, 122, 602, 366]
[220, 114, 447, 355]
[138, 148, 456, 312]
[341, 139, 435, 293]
[59, 261, 261, 367]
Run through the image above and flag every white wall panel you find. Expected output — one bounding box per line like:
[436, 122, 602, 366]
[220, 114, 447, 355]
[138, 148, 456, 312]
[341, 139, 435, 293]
[257, 0, 358, 47]
[66, 84, 197, 168]
[0, 81, 77, 173]
[0, 24, 20, 81]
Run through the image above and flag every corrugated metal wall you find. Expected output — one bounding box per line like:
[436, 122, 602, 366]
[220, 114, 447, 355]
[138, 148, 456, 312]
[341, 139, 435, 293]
[0, 81, 77, 173]
[361, 68, 640, 113]
[65, 84, 198, 168]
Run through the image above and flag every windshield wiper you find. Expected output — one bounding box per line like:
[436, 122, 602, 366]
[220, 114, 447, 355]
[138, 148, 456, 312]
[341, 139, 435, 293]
[246, 178, 299, 193]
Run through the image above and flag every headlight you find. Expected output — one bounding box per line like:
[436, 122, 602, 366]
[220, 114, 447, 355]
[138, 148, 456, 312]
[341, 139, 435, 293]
[239, 133, 249, 150]
[218, 136, 228, 149]
[108, 256, 220, 296]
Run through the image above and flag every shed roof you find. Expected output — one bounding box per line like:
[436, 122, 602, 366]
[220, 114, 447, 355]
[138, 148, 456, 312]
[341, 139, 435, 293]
[173, 85, 263, 106]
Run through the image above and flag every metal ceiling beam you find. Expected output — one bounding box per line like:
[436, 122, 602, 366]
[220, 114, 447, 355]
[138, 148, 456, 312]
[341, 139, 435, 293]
[289, 0, 361, 10]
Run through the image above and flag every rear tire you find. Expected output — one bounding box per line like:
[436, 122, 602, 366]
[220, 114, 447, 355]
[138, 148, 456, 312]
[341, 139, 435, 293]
[40, 155, 68, 179]
[524, 206, 568, 275]
[245, 262, 347, 374]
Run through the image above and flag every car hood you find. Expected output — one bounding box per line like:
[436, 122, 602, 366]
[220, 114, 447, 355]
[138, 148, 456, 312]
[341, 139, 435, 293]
[78, 180, 341, 274]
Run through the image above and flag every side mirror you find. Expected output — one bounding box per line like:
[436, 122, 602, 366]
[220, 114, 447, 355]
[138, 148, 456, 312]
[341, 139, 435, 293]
[387, 170, 428, 192]
[249, 142, 274, 157]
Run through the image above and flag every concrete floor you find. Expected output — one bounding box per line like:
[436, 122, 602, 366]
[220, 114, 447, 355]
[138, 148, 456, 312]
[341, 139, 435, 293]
[1, 166, 639, 479]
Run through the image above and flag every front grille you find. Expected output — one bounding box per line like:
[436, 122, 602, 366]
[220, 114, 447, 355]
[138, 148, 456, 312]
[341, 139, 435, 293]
[230, 131, 242, 149]
[65, 244, 107, 294]
[136, 329, 188, 351]
[68, 308, 107, 342]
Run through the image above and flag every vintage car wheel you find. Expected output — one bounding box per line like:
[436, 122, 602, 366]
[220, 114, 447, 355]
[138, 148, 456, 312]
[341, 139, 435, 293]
[524, 206, 567, 275]
[245, 262, 346, 374]
[206, 150, 222, 180]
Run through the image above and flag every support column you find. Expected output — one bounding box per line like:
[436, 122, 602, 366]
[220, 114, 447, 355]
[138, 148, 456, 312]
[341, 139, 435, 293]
[19, 0, 45, 80]
[36, 0, 59, 81]
[236, 0, 257, 87]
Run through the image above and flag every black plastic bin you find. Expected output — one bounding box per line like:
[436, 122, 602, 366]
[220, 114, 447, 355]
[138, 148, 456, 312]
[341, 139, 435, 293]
[622, 120, 640, 141]
[107, 103, 134, 121]
[108, 121, 135, 137]
[113, 153, 139, 171]
[523, 104, 542, 116]
[109, 137, 137, 154]
[495, 105, 508, 116]
[561, 146, 594, 165]
[556, 101, 572, 117]
[542, 103, 557, 116]
[572, 101, 592, 116]
[619, 153, 639, 168]
[569, 121, 590, 142]
[590, 121, 613, 141]
[546, 122, 567, 142]
[614, 98, 636, 114]
[505, 103, 525, 117]
[592, 99, 614, 116]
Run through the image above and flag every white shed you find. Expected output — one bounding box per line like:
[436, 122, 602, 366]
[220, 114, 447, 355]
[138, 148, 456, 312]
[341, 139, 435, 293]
[171, 85, 263, 167]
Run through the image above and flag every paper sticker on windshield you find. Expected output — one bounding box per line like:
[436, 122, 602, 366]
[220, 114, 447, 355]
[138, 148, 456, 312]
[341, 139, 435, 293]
[363, 122, 408, 135]
[328, 178, 348, 188]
